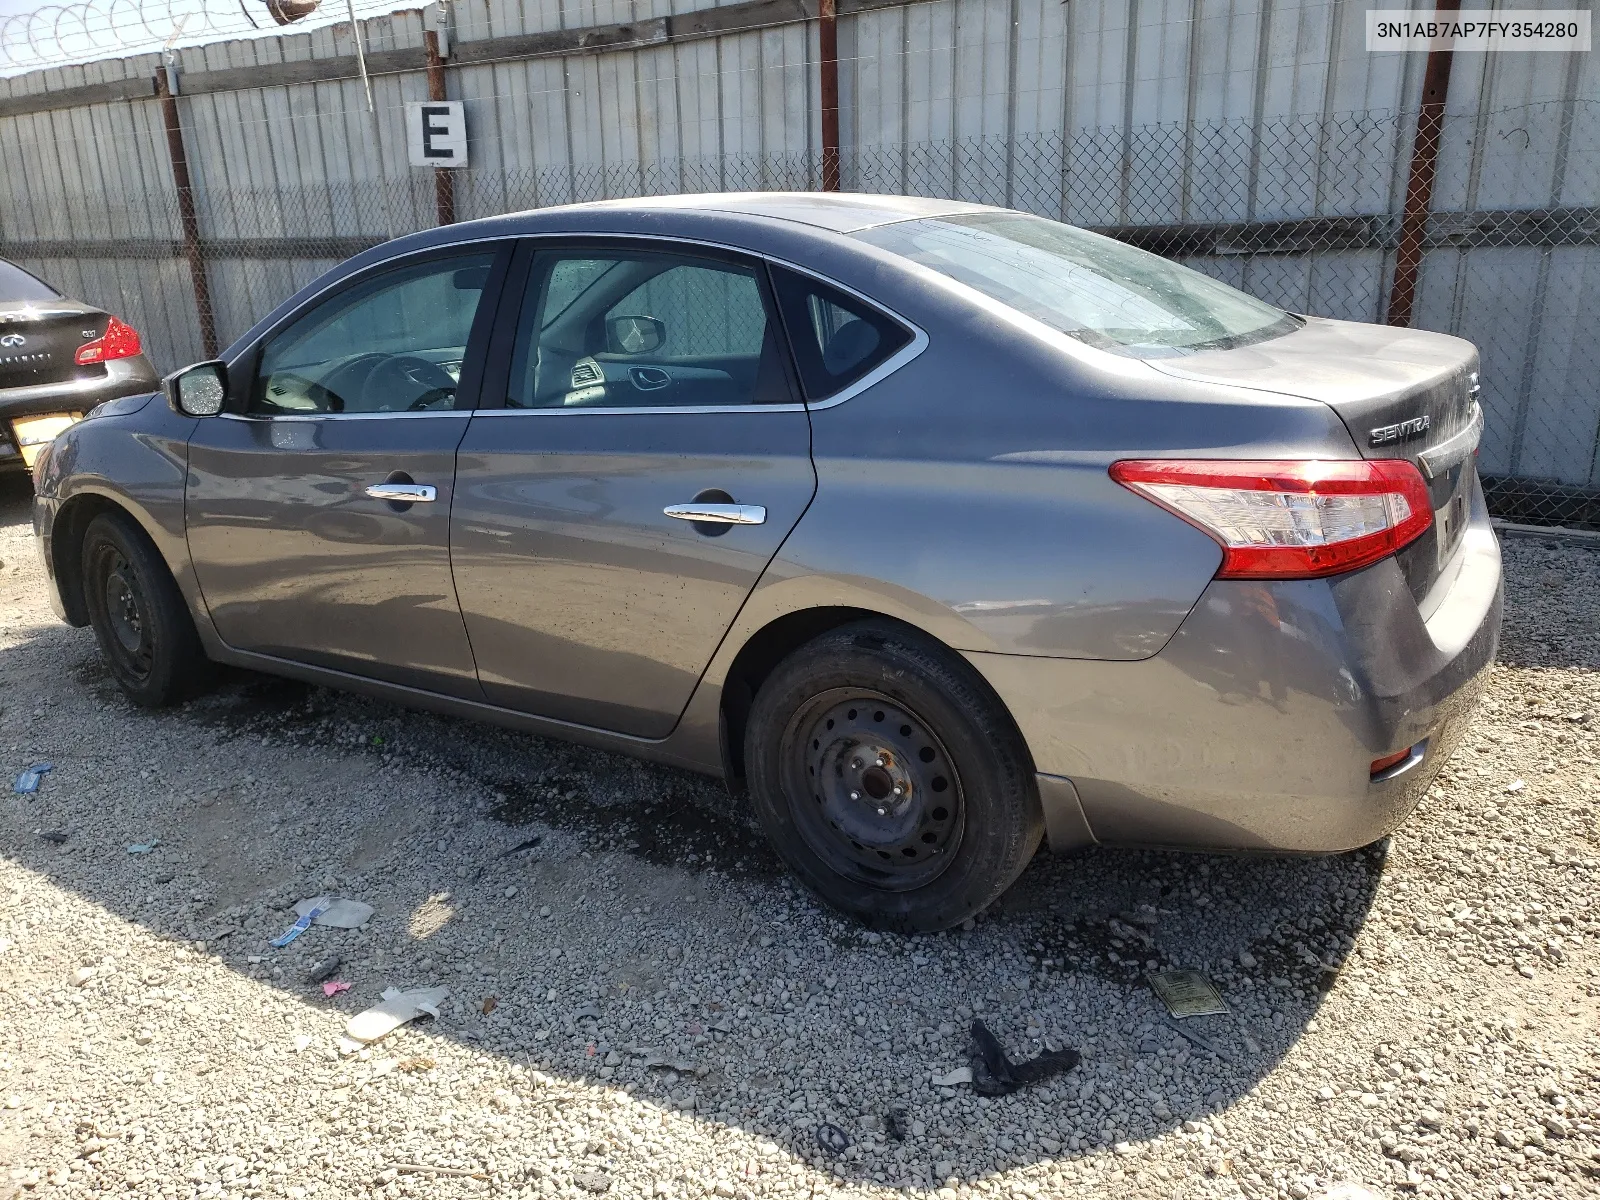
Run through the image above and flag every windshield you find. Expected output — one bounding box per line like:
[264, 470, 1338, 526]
[854, 211, 1299, 358]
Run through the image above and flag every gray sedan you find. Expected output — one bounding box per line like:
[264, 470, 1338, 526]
[31, 194, 1501, 932]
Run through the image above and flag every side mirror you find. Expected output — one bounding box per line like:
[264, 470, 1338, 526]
[164, 361, 228, 417]
[606, 314, 665, 355]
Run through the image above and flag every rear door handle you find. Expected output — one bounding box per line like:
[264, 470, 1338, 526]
[663, 502, 766, 525]
[365, 483, 437, 503]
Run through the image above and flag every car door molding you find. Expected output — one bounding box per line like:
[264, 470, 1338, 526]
[215, 410, 470, 422]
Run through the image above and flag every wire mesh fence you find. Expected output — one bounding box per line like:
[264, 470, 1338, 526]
[4, 103, 1598, 527]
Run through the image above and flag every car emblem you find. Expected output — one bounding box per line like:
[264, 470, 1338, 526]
[1369, 414, 1431, 447]
[0, 333, 24, 347]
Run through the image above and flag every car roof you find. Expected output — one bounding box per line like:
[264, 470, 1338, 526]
[524, 192, 997, 234]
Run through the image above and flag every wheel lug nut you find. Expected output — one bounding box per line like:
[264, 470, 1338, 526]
[851, 759, 862, 769]
[875, 757, 886, 767]
[876, 807, 887, 816]
[849, 791, 860, 801]
[893, 786, 904, 796]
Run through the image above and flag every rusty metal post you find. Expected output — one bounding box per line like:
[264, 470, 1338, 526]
[155, 69, 219, 360]
[1386, 0, 1460, 328]
[424, 29, 456, 226]
[818, 0, 840, 191]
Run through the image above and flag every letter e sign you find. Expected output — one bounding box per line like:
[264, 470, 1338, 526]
[406, 101, 467, 167]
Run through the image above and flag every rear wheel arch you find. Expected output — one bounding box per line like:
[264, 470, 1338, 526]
[718, 607, 1034, 786]
[738, 615, 1044, 931]
[720, 607, 880, 786]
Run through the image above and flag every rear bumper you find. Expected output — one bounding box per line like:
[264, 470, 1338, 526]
[972, 483, 1503, 854]
[0, 358, 160, 467]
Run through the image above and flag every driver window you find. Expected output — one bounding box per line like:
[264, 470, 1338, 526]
[505, 249, 792, 409]
[250, 251, 495, 416]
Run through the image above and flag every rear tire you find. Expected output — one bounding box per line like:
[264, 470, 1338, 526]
[744, 620, 1042, 932]
[81, 511, 213, 707]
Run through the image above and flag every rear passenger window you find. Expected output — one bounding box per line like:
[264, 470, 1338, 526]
[770, 267, 912, 400]
[505, 250, 794, 409]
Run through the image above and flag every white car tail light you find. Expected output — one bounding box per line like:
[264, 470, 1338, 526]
[1110, 458, 1433, 579]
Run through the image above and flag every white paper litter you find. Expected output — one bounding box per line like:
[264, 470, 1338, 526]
[294, 896, 375, 929]
[345, 986, 450, 1045]
[931, 1067, 973, 1087]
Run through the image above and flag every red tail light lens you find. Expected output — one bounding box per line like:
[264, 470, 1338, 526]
[1110, 458, 1433, 580]
[75, 316, 142, 365]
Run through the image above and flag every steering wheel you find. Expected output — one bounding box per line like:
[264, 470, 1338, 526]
[358, 354, 459, 412]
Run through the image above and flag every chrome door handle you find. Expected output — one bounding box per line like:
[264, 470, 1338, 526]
[365, 483, 437, 503]
[663, 503, 766, 526]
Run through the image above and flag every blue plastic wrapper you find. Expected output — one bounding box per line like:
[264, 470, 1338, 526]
[270, 900, 329, 948]
[13, 763, 52, 794]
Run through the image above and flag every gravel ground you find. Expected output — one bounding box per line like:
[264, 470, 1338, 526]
[0, 470, 1596, 1200]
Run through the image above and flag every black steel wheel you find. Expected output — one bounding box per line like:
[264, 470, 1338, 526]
[785, 690, 965, 891]
[89, 539, 154, 683]
[746, 620, 1043, 932]
[81, 511, 213, 707]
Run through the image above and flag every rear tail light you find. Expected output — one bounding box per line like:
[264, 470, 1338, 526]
[75, 315, 142, 365]
[1110, 458, 1433, 580]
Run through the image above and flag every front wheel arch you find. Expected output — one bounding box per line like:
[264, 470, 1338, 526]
[50, 493, 140, 628]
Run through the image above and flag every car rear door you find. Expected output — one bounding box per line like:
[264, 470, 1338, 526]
[185, 244, 510, 699]
[449, 239, 816, 738]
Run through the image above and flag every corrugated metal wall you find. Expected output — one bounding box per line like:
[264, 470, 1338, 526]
[2, 0, 1598, 501]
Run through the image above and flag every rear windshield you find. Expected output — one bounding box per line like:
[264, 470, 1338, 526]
[0, 259, 62, 303]
[854, 211, 1299, 358]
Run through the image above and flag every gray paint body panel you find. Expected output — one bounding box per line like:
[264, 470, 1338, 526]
[185, 414, 483, 699]
[451, 407, 817, 737]
[30, 195, 1505, 860]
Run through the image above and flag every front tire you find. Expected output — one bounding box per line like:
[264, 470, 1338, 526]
[81, 512, 212, 707]
[745, 621, 1043, 932]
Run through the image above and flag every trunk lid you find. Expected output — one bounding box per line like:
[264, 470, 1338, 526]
[1149, 316, 1481, 602]
[0, 300, 108, 390]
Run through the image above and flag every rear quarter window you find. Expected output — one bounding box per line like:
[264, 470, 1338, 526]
[770, 267, 912, 400]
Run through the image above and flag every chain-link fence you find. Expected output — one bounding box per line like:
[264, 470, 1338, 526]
[5, 103, 1598, 527]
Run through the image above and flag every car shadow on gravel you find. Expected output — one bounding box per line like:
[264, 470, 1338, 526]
[1, 619, 1388, 1190]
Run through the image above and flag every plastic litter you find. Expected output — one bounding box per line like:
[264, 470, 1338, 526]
[481, 995, 498, 1015]
[968, 1019, 1081, 1097]
[640, 1053, 703, 1075]
[1167, 1018, 1236, 1064]
[322, 980, 352, 998]
[37, 829, 68, 844]
[12, 763, 51, 794]
[499, 836, 542, 858]
[931, 1066, 972, 1087]
[1148, 969, 1229, 1019]
[306, 955, 343, 985]
[345, 985, 449, 1045]
[126, 840, 160, 855]
[815, 1123, 850, 1155]
[270, 900, 328, 947]
[294, 895, 374, 929]
[391, 1163, 488, 1181]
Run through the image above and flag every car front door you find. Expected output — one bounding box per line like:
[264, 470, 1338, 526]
[449, 240, 816, 738]
[186, 245, 509, 699]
